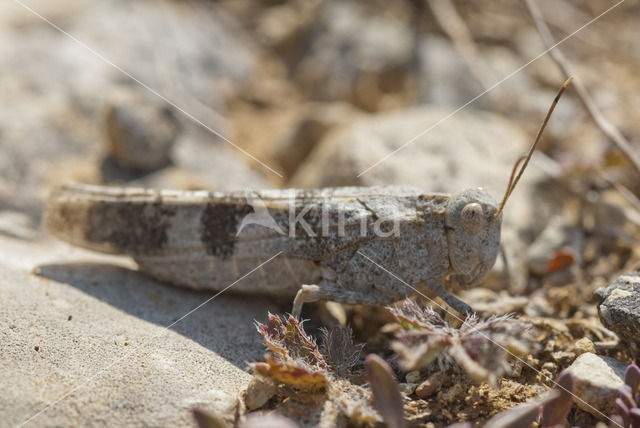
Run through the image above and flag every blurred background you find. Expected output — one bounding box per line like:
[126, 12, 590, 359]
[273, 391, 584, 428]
[1, 0, 638, 218]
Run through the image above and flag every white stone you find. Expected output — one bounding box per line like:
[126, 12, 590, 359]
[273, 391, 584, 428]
[565, 352, 626, 419]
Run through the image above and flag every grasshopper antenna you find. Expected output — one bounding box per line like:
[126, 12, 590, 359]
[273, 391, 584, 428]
[495, 76, 573, 218]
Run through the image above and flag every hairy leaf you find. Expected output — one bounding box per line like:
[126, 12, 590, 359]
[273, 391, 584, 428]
[331, 379, 381, 423]
[320, 326, 364, 377]
[389, 300, 446, 331]
[256, 314, 327, 370]
[389, 300, 536, 385]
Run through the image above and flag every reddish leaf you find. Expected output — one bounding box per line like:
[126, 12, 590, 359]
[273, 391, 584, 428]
[540, 371, 573, 427]
[365, 354, 406, 428]
[625, 364, 640, 395]
[256, 314, 327, 370]
[250, 355, 328, 390]
[545, 249, 575, 273]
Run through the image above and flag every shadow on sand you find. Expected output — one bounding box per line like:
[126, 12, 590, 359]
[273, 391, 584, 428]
[36, 262, 290, 369]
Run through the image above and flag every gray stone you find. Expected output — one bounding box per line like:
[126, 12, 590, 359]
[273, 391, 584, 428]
[275, 102, 361, 178]
[293, 1, 414, 111]
[105, 90, 180, 172]
[565, 353, 627, 419]
[0, 0, 257, 217]
[596, 272, 640, 351]
[169, 134, 270, 191]
[417, 35, 485, 107]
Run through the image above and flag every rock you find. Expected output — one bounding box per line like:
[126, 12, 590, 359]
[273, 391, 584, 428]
[565, 352, 627, 419]
[596, 272, 640, 352]
[417, 35, 485, 107]
[0, 229, 287, 426]
[293, 1, 415, 111]
[399, 383, 418, 396]
[241, 412, 300, 428]
[405, 370, 421, 384]
[0, 0, 257, 216]
[169, 134, 270, 191]
[290, 106, 552, 292]
[573, 337, 596, 356]
[254, 1, 321, 65]
[244, 376, 277, 411]
[275, 102, 361, 178]
[416, 372, 446, 399]
[105, 90, 180, 172]
[69, 0, 255, 111]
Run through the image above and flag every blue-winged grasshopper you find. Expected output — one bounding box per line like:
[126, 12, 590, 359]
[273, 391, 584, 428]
[44, 78, 571, 318]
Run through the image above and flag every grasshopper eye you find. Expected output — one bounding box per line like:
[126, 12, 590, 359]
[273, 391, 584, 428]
[461, 203, 483, 234]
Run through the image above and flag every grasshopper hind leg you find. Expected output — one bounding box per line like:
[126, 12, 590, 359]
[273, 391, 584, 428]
[291, 280, 387, 319]
[436, 287, 473, 317]
[292, 284, 323, 319]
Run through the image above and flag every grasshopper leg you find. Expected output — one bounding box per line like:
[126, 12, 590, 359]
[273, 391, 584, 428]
[292, 284, 323, 319]
[292, 281, 388, 319]
[437, 287, 473, 317]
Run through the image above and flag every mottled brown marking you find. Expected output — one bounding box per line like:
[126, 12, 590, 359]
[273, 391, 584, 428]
[85, 201, 176, 254]
[200, 203, 252, 259]
[45, 199, 89, 238]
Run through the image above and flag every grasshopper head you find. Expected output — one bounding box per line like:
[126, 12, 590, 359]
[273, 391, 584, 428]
[445, 188, 501, 287]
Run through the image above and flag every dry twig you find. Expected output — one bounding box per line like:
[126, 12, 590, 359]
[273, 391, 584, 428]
[525, 0, 640, 174]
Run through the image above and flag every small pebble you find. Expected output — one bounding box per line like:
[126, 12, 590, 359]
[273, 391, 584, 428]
[565, 352, 626, 419]
[416, 372, 445, 399]
[405, 370, 421, 384]
[243, 375, 277, 410]
[399, 382, 417, 396]
[105, 91, 180, 172]
[573, 337, 595, 356]
[595, 272, 640, 353]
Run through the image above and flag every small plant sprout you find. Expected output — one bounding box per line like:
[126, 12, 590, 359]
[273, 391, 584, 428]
[251, 314, 365, 389]
[320, 326, 365, 378]
[250, 314, 382, 425]
[389, 299, 537, 385]
[612, 364, 640, 428]
[251, 313, 329, 390]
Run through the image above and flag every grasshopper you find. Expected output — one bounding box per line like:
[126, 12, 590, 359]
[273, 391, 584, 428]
[44, 78, 571, 318]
